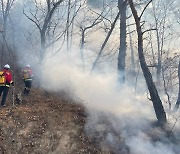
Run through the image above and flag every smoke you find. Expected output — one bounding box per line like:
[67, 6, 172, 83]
[126, 134, 179, 154]
[3, 0, 178, 153]
[39, 48, 180, 154]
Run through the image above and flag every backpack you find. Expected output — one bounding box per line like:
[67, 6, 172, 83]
[0, 71, 6, 84]
[23, 70, 31, 79]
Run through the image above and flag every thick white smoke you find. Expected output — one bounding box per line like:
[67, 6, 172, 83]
[40, 49, 180, 154]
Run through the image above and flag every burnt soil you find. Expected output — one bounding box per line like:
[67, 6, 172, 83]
[0, 88, 102, 154]
[1, 86, 176, 154]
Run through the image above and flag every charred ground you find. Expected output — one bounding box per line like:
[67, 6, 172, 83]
[0, 87, 101, 154]
[0, 83, 130, 154]
[0, 84, 178, 154]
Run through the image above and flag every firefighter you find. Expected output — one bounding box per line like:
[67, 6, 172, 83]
[22, 65, 33, 95]
[0, 64, 14, 107]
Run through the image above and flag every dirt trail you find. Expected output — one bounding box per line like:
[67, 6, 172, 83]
[0, 89, 99, 154]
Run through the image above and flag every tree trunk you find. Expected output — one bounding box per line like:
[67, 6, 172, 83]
[66, 0, 71, 52]
[70, 0, 78, 52]
[40, 30, 46, 61]
[128, 26, 135, 76]
[118, 0, 127, 83]
[91, 11, 120, 71]
[80, 29, 85, 70]
[156, 27, 161, 84]
[174, 61, 180, 110]
[128, 0, 167, 125]
[24, 0, 64, 62]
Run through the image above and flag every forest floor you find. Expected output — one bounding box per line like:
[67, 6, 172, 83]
[0, 86, 130, 154]
[1, 86, 178, 154]
[0, 88, 101, 154]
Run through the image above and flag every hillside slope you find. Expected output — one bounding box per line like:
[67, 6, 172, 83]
[0, 88, 101, 154]
[1, 87, 179, 154]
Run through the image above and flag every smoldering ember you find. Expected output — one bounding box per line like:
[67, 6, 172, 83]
[0, 0, 180, 154]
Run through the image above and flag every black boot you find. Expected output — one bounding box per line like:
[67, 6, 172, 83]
[23, 88, 28, 95]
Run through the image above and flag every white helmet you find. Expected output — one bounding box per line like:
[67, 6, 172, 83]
[4, 64, 10, 69]
[26, 64, 30, 68]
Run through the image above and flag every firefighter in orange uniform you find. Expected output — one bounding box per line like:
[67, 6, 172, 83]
[0, 64, 14, 107]
[22, 65, 33, 95]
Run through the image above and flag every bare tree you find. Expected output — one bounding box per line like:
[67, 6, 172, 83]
[0, 0, 15, 36]
[80, 15, 103, 70]
[151, 1, 169, 85]
[23, 0, 64, 61]
[73, 4, 107, 70]
[90, 0, 128, 84]
[0, 0, 15, 67]
[91, 11, 120, 71]
[128, 0, 167, 125]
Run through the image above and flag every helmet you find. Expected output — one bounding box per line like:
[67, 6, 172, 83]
[26, 64, 30, 68]
[4, 64, 10, 69]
